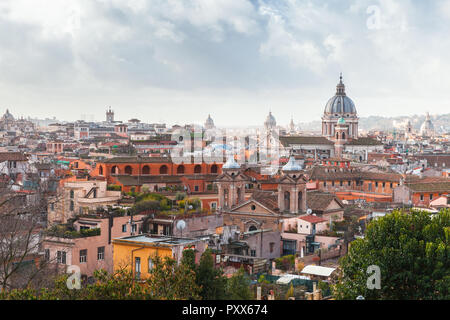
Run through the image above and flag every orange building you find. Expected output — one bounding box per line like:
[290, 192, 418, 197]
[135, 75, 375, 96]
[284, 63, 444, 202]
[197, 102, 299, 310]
[92, 156, 223, 193]
[306, 166, 402, 203]
[394, 178, 450, 207]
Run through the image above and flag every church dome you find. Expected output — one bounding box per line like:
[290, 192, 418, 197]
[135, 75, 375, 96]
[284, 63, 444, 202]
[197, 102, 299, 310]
[222, 156, 240, 169]
[2, 109, 14, 122]
[205, 114, 215, 128]
[264, 112, 276, 129]
[282, 156, 302, 171]
[337, 117, 346, 125]
[324, 75, 357, 116]
[420, 112, 434, 136]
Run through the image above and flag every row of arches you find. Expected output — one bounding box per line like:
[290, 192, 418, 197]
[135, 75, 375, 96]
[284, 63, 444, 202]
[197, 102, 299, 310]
[99, 164, 219, 176]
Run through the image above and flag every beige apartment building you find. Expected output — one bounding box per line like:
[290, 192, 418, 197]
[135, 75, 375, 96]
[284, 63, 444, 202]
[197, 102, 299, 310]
[48, 180, 121, 225]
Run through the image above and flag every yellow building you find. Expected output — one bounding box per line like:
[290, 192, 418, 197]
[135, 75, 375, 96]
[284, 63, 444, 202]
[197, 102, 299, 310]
[112, 234, 207, 279]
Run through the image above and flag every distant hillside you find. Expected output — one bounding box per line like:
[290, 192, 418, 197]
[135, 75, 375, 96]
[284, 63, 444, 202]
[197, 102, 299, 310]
[298, 113, 450, 133]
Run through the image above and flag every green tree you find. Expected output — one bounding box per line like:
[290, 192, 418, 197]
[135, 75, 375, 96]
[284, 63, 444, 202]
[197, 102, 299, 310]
[196, 249, 227, 300]
[147, 255, 200, 300]
[334, 209, 450, 300]
[181, 249, 196, 271]
[226, 267, 252, 300]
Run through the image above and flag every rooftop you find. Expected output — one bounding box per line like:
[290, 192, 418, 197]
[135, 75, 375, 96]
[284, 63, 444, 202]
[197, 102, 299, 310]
[299, 215, 327, 224]
[301, 265, 336, 277]
[113, 234, 199, 246]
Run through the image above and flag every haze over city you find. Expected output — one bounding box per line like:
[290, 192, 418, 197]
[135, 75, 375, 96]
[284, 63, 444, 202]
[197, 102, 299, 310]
[2, 0, 450, 126]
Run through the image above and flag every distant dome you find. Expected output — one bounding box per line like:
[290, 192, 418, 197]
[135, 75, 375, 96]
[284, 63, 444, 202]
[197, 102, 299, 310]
[204, 114, 215, 129]
[324, 75, 357, 116]
[2, 109, 14, 122]
[420, 112, 434, 137]
[222, 156, 240, 169]
[282, 156, 302, 171]
[264, 112, 276, 129]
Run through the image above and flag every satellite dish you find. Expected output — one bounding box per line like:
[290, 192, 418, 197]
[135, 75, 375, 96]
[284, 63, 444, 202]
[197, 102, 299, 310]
[306, 208, 312, 215]
[176, 220, 186, 231]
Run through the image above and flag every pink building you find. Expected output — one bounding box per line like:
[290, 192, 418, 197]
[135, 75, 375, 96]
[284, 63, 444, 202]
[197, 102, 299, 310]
[43, 213, 146, 279]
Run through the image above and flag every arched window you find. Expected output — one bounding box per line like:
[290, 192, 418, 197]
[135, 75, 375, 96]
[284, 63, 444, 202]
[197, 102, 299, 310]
[159, 165, 168, 175]
[342, 132, 346, 140]
[177, 165, 185, 174]
[111, 166, 119, 174]
[142, 165, 150, 175]
[99, 166, 103, 176]
[298, 192, 303, 212]
[124, 166, 133, 175]
[336, 132, 339, 139]
[211, 164, 218, 174]
[248, 225, 257, 232]
[194, 165, 202, 174]
[284, 191, 290, 211]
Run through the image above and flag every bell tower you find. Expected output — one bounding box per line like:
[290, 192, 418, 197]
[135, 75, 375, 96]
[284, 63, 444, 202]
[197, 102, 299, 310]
[277, 156, 307, 214]
[216, 157, 248, 211]
[106, 107, 114, 123]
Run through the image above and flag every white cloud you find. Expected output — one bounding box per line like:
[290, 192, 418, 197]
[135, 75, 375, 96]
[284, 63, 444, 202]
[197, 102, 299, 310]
[0, 0, 449, 126]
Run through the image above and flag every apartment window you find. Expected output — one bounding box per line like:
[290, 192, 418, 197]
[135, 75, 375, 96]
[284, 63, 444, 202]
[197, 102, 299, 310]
[148, 258, 154, 272]
[80, 249, 87, 263]
[211, 202, 217, 209]
[270, 242, 275, 253]
[323, 181, 327, 187]
[135, 257, 141, 279]
[70, 190, 74, 199]
[420, 195, 424, 201]
[348, 181, 351, 186]
[122, 224, 127, 232]
[390, 183, 393, 188]
[375, 182, 378, 187]
[194, 186, 199, 192]
[382, 182, 386, 188]
[97, 247, 105, 261]
[429, 194, 433, 200]
[50, 203, 54, 211]
[132, 224, 137, 233]
[57, 251, 66, 264]
[70, 201, 74, 212]
[45, 249, 50, 262]
[332, 181, 335, 187]
[93, 189, 97, 198]
[250, 250, 256, 257]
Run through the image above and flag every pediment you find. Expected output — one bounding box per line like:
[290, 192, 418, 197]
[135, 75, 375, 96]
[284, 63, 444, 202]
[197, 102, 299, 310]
[230, 199, 277, 215]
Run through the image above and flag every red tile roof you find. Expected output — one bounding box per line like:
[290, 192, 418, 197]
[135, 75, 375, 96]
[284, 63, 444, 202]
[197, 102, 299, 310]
[299, 215, 327, 224]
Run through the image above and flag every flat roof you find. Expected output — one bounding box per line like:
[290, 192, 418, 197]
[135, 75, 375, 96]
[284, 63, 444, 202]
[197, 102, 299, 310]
[112, 234, 198, 246]
[301, 265, 336, 277]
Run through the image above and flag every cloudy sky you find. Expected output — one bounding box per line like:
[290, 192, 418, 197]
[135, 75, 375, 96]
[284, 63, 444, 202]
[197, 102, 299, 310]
[0, 0, 449, 127]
